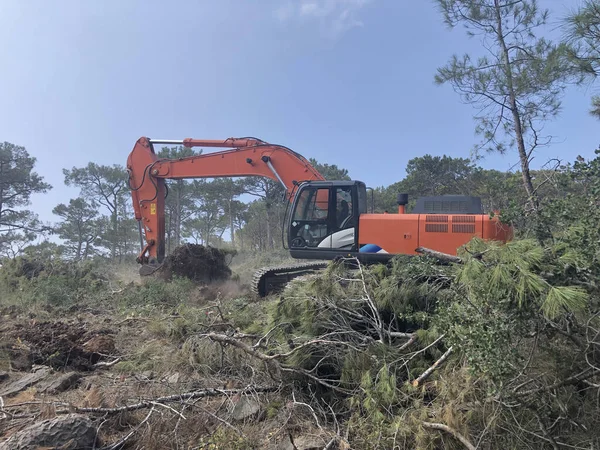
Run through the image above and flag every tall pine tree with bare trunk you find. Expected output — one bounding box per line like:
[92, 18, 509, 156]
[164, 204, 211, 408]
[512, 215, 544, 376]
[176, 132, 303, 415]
[434, 0, 573, 212]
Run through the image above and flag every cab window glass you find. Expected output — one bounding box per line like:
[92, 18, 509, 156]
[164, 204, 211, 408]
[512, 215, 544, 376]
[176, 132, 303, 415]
[335, 187, 352, 228]
[294, 188, 329, 221]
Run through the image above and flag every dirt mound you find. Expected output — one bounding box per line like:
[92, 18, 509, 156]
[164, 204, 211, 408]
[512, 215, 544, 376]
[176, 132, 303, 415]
[7, 322, 116, 371]
[161, 244, 236, 283]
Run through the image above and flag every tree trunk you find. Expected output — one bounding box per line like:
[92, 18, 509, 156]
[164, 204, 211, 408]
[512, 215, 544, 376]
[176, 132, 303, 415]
[229, 199, 235, 248]
[494, 0, 538, 212]
[76, 221, 83, 260]
[111, 196, 118, 259]
[175, 180, 182, 246]
[166, 208, 172, 255]
[265, 202, 273, 250]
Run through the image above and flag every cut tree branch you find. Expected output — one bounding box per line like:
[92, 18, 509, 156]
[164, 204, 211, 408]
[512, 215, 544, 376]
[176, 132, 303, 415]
[413, 346, 454, 387]
[416, 247, 463, 264]
[422, 421, 476, 450]
[53, 386, 276, 415]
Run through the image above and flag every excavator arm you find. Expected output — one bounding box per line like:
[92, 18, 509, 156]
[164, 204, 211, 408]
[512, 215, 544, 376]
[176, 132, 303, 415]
[126, 136, 325, 264]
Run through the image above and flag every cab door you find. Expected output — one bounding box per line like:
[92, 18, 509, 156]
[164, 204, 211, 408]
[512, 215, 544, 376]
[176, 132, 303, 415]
[317, 186, 356, 250]
[287, 182, 361, 252]
[288, 186, 332, 249]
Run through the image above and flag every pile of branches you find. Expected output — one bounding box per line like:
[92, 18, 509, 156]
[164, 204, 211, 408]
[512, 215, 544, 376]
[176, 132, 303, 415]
[182, 240, 600, 449]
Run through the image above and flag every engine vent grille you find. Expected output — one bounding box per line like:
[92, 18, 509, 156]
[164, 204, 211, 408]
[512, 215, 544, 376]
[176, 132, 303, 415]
[425, 224, 449, 233]
[453, 215, 475, 223]
[426, 215, 449, 223]
[423, 200, 470, 213]
[452, 224, 476, 233]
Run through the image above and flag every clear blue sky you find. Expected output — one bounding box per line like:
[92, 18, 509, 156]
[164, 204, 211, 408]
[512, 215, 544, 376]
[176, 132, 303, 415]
[0, 0, 597, 226]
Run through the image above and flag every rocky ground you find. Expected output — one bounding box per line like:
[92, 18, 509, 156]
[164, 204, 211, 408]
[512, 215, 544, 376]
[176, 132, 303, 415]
[0, 287, 340, 450]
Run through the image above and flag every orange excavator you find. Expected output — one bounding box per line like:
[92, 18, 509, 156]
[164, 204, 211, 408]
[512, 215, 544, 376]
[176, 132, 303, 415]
[127, 136, 513, 296]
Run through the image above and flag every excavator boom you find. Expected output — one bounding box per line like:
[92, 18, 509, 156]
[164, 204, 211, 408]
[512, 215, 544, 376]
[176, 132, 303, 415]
[126, 136, 324, 264]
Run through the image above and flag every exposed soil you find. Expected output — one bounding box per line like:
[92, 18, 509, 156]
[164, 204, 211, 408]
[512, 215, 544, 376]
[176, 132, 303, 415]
[5, 321, 116, 371]
[0, 309, 318, 450]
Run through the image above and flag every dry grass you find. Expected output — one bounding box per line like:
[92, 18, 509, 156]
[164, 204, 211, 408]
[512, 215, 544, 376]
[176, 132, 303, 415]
[0, 257, 340, 450]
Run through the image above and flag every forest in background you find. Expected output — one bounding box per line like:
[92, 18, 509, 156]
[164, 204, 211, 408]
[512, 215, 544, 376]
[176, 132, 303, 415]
[1, 0, 600, 262]
[0, 0, 599, 262]
[1, 143, 598, 262]
[2, 142, 575, 261]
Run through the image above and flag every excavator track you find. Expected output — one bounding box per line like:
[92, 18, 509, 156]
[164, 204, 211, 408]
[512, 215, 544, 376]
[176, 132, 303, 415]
[251, 261, 330, 297]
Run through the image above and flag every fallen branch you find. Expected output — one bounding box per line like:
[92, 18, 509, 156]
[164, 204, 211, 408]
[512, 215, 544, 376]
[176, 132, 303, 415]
[422, 421, 476, 450]
[323, 436, 338, 450]
[397, 334, 418, 352]
[413, 346, 454, 387]
[388, 331, 415, 339]
[512, 367, 598, 397]
[416, 247, 462, 264]
[205, 332, 352, 394]
[150, 401, 187, 419]
[94, 358, 121, 368]
[31, 386, 277, 416]
[205, 333, 280, 364]
[254, 322, 292, 349]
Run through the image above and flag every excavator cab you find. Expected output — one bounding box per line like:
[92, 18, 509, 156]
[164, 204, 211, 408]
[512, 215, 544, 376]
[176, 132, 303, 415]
[287, 180, 368, 259]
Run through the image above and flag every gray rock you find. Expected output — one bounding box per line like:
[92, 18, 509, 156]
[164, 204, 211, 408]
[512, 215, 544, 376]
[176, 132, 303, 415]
[37, 372, 81, 394]
[293, 434, 328, 450]
[0, 366, 51, 397]
[0, 414, 98, 450]
[267, 433, 296, 450]
[140, 370, 155, 380]
[232, 396, 260, 421]
[166, 372, 180, 384]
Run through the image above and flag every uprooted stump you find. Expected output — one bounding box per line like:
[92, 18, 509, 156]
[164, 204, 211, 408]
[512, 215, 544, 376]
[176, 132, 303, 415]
[158, 244, 236, 284]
